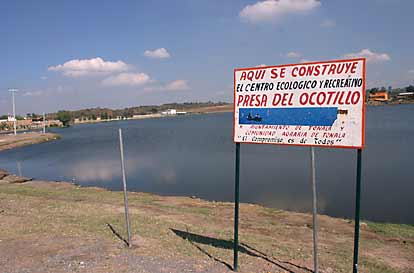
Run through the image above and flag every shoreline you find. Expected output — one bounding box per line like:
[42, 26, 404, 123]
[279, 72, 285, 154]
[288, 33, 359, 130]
[0, 168, 413, 272]
[2, 165, 413, 226]
[1, 167, 413, 225]
[0, 132, 60, 152]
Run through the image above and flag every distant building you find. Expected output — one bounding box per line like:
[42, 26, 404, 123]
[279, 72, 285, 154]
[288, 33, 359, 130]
[7, 115, 16, 122]
[0, 115, 63, 131]
[47, 119, 63, 127]
[397, 92, 414, 99]
[161, 109, 177, 115]
[368, 90, 389, 102]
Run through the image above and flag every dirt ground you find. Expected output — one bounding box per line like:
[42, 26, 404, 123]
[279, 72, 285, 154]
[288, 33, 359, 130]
[0, 132, 60, 152]
[0, 170, 413, 273]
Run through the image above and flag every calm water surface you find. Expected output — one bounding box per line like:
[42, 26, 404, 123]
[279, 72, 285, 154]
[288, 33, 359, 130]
[0, 105, 413, 224]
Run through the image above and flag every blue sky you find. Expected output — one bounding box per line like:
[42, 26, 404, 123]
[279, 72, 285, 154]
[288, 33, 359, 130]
[0, 0, 413, 114]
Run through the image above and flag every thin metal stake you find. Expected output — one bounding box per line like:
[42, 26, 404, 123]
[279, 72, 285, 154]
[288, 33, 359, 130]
[233, 143, 241, 271]
[119, 128, 132, 247]
[310, 147, 318, 273]
[353, 149, 363, 273]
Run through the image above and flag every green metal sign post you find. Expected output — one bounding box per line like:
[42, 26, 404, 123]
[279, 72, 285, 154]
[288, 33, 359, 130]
[353, 149, 363, 273]
[233, 143, 240, 271]
[310, 147, 319, 273]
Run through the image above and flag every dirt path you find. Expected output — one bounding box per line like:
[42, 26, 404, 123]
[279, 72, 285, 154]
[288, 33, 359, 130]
[0, 132, 60, 152]
[0, 171, 413, 273]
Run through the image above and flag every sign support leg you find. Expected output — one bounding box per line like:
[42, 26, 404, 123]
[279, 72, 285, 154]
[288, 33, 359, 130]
[119, 128, 132, 247]
[353, 149, 362, 273]
[310, 147, 318, 273]
[233, 143, 240, 271]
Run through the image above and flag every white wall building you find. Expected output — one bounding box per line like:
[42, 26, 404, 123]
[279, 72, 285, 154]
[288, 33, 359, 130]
[7, 115, 15, 122]
[161, 109, 177, 115]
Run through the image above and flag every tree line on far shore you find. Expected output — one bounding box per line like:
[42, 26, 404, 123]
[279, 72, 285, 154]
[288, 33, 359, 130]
[366, 85, 414, 94]
[52, 101, 230, 126]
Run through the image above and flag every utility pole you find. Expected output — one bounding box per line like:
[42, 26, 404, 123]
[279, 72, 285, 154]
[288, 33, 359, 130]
[43, 112, 46, 133]
[8, 89, 18, 135]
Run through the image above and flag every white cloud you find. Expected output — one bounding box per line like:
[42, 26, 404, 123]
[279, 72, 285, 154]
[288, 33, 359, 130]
[408, 69, 414, 74]
[48, 57, 130, 77]
[22, 91, 44, 97]
[162, 80, 189, 91]
[286, 51, 301, 58]
[56, 85, 67, 94]
[144, 48, 171, 59]
[299, 58, 312, 63]
[239, 0, 321, 23]
[101, 72, 152, 86]
[144, 80, 190, 92]
[40, 76, 48, 80]
[255, 64, 268, 67]
[343, 49, 390, 63]
[320, 19, 336, 28]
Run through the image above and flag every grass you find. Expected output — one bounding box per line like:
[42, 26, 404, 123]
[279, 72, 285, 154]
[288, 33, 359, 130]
[360, 258, 401, 273]
[367, 221, 414, 239]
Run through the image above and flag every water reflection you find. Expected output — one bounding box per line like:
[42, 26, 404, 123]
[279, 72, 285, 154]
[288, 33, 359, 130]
[68, 159, 121, 182]
[16, 161, 22, 177]
[67, 155, 178, 186]
[158, 167, 177, 185]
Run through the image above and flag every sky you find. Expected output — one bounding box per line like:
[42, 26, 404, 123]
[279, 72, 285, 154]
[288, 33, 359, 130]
[0, 0, 413, 115]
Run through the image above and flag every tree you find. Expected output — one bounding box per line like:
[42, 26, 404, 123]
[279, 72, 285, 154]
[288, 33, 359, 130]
[367, 87, 378, 94]
[406, 85, 414, 93]
[57, 111, 72, 126]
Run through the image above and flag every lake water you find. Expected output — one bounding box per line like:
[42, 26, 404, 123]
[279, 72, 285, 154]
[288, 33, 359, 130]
[0, 105, 413, 224]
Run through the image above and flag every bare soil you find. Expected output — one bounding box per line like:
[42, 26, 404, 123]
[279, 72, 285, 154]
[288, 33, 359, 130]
[0, 170, 413, 273]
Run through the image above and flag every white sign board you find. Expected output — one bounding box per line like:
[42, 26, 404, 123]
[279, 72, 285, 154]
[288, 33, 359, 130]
[233, 58, 366, 149]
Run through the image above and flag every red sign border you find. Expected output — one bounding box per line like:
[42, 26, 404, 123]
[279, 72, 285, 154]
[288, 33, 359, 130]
[233, 58, 366, 149]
